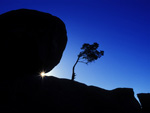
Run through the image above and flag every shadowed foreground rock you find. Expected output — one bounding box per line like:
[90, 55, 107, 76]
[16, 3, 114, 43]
[0, 76, 141, 113]
[137, 93, 150, 113]
[0, 9, 143, 113]
[0, 9, 67, 80]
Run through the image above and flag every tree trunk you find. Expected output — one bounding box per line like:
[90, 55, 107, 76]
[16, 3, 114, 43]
[71, 57, 80, 81]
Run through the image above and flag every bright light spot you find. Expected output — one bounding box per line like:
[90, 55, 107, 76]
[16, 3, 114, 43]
[40, 71, 47, 78]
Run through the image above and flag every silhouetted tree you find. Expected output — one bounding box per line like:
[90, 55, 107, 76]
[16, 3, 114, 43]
[71, 42, 104, 81]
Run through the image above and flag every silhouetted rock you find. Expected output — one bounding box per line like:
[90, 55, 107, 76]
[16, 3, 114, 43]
[138, 93, 150, 113]
[0, 76, 141, 113]
[0, 9, 67, 80]
[0, 9, 142, 113]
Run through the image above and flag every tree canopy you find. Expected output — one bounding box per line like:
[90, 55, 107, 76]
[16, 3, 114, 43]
[78, 43, 104, 64]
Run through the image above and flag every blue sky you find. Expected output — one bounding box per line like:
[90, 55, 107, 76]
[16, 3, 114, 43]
[0, 0, 149, 98]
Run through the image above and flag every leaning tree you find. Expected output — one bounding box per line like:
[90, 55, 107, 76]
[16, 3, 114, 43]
[71, 42, 104, 81]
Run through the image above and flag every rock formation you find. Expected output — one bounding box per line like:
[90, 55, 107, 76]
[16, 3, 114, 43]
[138, 93, 150, 113]
[0, 9, 146, 113]
[0, 76, 141, 113]
[0, 9, 67, 80]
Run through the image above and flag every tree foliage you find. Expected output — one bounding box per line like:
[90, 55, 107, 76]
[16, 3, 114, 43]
[71, 42, 104, 81]
[78, 43, 104, 64]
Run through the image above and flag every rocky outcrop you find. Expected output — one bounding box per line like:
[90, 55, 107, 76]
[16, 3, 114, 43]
[0, 9, 144, 113]
[0, 9, 67, 80]
[0, 76, 141, 113]
[138, 93, 150, 113]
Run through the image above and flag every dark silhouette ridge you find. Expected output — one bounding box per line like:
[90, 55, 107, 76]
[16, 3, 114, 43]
[137, 93, 150, 113]
[0, 76, 141, 113]
[0, 9, 147, 113]
[0, 9, 67, 81]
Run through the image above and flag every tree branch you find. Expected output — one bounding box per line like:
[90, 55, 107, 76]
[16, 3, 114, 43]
[78, 61, 88, 64]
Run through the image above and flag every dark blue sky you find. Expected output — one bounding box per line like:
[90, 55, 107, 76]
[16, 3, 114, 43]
[0, 0, 150, 98]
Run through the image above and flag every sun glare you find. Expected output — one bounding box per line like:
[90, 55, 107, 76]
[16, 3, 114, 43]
[40, 71, 47, 78]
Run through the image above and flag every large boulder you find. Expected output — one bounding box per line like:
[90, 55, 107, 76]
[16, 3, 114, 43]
[0, 76, 141, 113]
[138, 93, 150, 113]
[0, 9, 67, 80]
